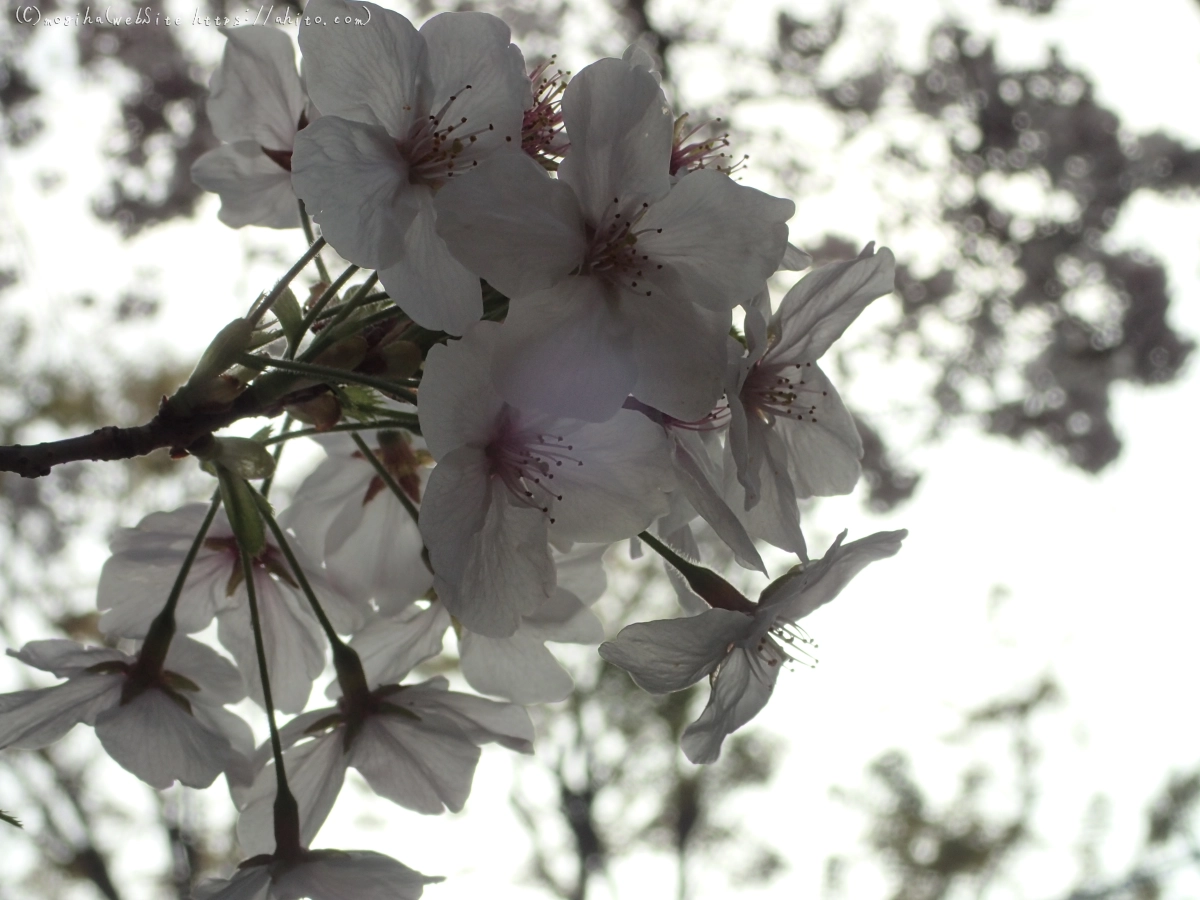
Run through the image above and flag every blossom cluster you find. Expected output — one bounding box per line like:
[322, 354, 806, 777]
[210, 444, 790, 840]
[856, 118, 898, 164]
[1, 3, 909, 896]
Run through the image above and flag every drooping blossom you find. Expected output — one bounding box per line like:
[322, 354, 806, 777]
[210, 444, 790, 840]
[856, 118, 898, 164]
[434, 57, 795, 422]
[193, 848, 441, 900]
[291, 0, 529, 334]
[600, 529, 906, 763]
[724, 244, 896, 556]
[192, 26, 315, 228]
[418, 321, 673, 637]
[235, 666, 533, 855]
[279, 431, 433, 614]
[0, 636, 253, 789]
[97, 504, 368, 713]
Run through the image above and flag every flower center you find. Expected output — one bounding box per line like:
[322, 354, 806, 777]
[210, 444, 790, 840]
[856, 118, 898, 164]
[485, 406, 583, 524]
[670, 113, 747, 177]
[522, 58, 569, 167]
[743, 360, 828, 424]
[398, 86, 500, 188]
[580, 198, 664, 297]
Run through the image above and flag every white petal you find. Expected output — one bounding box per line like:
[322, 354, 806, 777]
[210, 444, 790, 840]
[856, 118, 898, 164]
[275, 850, 438, 900]
[433, 153, 587, 298]
[455, 481, 556, 637]
[494, 278, 637, 423]
[545, 409, 673, 542]
[165, 635, 246, 705]
[776, 365, 863, 498]
[637, 170, 794, 310]
[403, 681, 535, 751]
[192, 143, 299, 230]
[671, 430, 766, 573]
[298, 0, 429, 138]
[193, 865, 271, 900]
[350, 715, 481, 814]
[418, 320, 506, 458]
[377, 192, 481, 335]
[724, 426, 807, 556]
[9, 640, 126, 676]
[237, 732, 348, 856]
[770, 245, 896, 363]
[552, 543, 609, 607]
[216, 576, 324, 713]
[291, 116, 418, 270]
[460, 628, 574, 704]
[760, 529, 907, 622]
[680, 645, 780, 764]
[0, 675, 122, 749]
[626, 289, 729, 422]
[208, 26, 304, 148]
[598, 609, 756, 694]
[420, 11, 528, 154]
[95, 690, 231, 788]
[350, 604, 450, 687]
[525, 587, 604, 643]
[558, 58, 672, 223]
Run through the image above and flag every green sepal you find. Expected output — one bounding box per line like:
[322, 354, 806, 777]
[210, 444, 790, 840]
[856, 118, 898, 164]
[188, 318, 255, 388]
[216, 467, 266, 558]
[1, 809, 22, 829]
[273, 288, 305, 355]
[199, 437, 277, 481]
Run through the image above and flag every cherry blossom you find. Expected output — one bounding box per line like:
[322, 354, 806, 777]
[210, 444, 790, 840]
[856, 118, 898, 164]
[724, 244, 896, 556]
[192, 26, 314, 229]
[434, 57, 795, 422]
[291, 0, 529, 334]
[418, 321, 673, 637]
[599, 529, 906, 763]
[97, 504, 368, 713]
[235, 672, 533, 854]
[279, 432, 432, 614]
[0, 637, 252, 789]
[193, 849, 440, 900]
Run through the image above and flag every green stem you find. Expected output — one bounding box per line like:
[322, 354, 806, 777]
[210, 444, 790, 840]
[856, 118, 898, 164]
[292, 264, 360, 357]
[237, 353, 419, 405]
[247, 237, 328, 327]
[259, 415, 293, 499]
[259, 416, 421, 445]
[134, 492, 222, 677]
[301, 272, 380, 358]
[237, 537, 302, 859]
[349, 431, 421, 525]
[298, 199, 332, 285]
[637, 531, 756, 615]
[251, 490, 372, 705]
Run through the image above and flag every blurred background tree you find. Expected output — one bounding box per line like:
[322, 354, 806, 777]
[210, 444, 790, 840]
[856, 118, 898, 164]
[0, 0, 1195, 897]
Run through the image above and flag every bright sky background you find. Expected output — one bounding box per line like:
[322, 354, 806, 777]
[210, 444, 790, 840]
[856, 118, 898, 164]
[0, 0, 1197, 898]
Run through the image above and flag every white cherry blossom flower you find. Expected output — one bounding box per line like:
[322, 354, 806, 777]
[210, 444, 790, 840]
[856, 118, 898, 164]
[235, 671, 533, 854]
[97, 504, 368, 713]
[599, 529, 906, 763]
[418, 321, 673, 637]
[724, 244, 896, 555]
[434, 57, 796, 422]
[0, 636, 253, 789]
[192, 26, 314, 228]
[291, 0, 529, 334]
[279, 432, 432, 614]
[193, 849, 440, 900]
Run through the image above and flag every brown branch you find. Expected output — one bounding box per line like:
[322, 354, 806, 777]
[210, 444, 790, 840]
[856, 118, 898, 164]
[0, 391, 271, 479]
